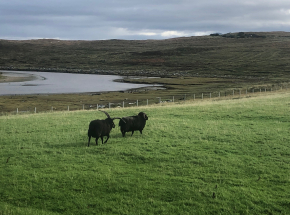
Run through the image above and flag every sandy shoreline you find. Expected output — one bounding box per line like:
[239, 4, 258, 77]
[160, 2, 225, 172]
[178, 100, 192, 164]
[0, 72, 38, 83]
[0, 76, 29, 83]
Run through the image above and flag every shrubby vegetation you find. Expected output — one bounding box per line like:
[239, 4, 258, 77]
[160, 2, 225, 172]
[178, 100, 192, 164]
[220, 32, 266, 38]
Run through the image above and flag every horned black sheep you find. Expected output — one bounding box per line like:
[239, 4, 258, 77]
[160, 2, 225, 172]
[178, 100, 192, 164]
[87, 110, 124, 146]
[119, 112, 148, 137]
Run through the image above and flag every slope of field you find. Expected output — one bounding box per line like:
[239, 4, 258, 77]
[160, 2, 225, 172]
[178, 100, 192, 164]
[0, 92, 289, 214]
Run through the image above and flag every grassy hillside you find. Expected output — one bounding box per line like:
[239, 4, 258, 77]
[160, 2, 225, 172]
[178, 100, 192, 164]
[1, 32, 290, 80]
[1, 92, 289, 214]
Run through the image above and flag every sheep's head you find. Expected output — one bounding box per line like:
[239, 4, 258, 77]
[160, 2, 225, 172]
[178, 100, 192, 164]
[110, 119, 116, 128]
[138, 112, 148, 120]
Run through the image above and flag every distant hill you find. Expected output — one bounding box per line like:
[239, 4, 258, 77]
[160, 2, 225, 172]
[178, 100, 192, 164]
[1, 31, 290, 81]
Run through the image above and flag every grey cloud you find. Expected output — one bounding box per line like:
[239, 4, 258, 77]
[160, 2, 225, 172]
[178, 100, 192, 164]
[1, 0, 290, 40]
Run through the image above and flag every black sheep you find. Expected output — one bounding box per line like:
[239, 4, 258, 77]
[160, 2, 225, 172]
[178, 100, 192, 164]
[119, 112, 148, 137]
[88, 110, 124, 146]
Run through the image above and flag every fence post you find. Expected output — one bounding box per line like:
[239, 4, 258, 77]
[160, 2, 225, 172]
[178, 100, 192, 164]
[51, 106, 53, 112]
[35, 107, 36, 113]
[109, 103, 111, 109]
[210, 93, 211, 99]
[83, 104, 84, 110]
[194, 94, 195, 100]
[137, 100, 138, 107]
[123, 101, 125, 108]
[16, 108, 18, 114]
[68, 106, 69, 111]
[202, 93, 203, 100]
[219, 92, 220, 97]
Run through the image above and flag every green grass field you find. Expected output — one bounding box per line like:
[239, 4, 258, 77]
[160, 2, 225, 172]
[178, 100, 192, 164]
[0, 92, 290, 214]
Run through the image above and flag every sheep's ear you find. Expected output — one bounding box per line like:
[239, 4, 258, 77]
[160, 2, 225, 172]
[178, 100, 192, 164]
[99, 110, 110, 118]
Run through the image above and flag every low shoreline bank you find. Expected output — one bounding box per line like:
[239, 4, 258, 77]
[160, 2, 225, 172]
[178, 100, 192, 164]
[1, 69, 288, 113]
[0, 72, 36, 83]
[0, 67, 174, 79]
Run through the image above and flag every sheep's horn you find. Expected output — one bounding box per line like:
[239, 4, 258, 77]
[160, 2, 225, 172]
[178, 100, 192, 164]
[112, 117, 126, 123]
[99, 110, 111, 118]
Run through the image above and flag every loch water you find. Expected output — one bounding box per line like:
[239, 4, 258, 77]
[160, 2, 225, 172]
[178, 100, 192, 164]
[0, 71, 156, 95]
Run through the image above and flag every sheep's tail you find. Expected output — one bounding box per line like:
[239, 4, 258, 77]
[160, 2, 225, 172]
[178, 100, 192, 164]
[119, 118, 125, 126]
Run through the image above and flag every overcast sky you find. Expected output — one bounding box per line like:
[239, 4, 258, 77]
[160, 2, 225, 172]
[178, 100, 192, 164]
[1, 0, 290, 40]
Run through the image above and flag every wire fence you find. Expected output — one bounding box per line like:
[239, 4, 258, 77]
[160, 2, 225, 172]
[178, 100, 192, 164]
[8, 83, 290, 115]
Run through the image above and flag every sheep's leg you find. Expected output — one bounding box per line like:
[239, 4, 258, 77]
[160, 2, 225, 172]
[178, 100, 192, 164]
[122, 131, 126, 137]
[95, 137, 99, 145]
[100, 136, 103, 144]
[131, 131, 134, 136]
[104, 135, 109, 143]
[139, 130, 143, 134]
[88, 136, 91, 147]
